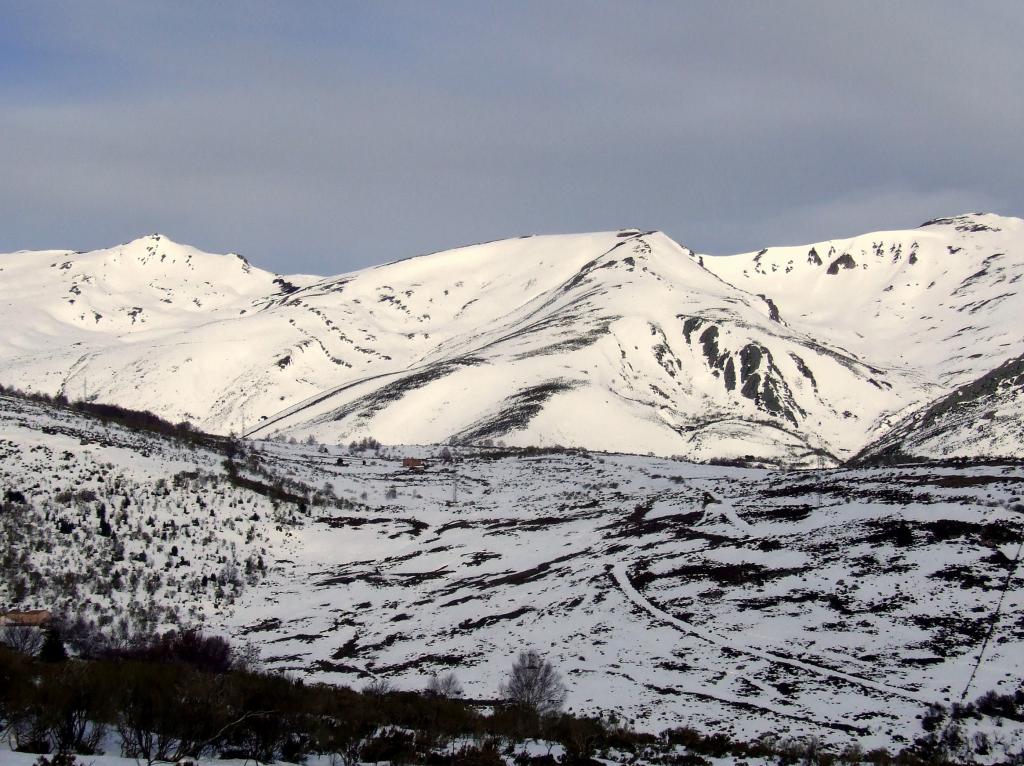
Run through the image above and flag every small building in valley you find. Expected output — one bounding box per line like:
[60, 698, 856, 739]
[0, 609, 52, 627]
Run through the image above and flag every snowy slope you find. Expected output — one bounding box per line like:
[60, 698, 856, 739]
[0, 393, 296, 633]
[2, 215, 1023, 463]
[699, 215, 1024, 388]
[245, 230, 908, 465]
[854, 352, 1024, 463]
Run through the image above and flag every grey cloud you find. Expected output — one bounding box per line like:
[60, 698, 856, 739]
[0, 1, 1020, 274]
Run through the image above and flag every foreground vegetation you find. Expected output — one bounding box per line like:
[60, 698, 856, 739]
[1, 630, 629, 766]
[2, 627, 1022, 766]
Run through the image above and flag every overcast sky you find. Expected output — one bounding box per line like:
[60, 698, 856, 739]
[1, 2, 1022, 274]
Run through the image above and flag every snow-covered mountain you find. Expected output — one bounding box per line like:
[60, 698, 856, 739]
[2, 213, 1022, 464]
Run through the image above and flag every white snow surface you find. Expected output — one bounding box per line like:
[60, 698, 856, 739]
[3, 214, 1023, 464]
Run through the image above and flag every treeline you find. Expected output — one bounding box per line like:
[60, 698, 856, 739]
[2, 627, 1009, 766]
[0, 383, 225, 450]
[0, 631, 648, 766]
[0, 382, 354, 510]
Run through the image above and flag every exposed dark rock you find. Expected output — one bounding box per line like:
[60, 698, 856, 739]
[788, 353, 817, 389]
[682, 316, 704, 344]
[273, 277, 300, 295]
[735, 344, 802, 424]
[699, 326, 721, 370]
[723, 357, 737, 391]
[758, 294, 781, 322]
[826, 253, 857, 275]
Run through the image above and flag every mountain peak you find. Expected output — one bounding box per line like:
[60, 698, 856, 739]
[113, 234, 258, 271]
[124, 232, 174, 247]
[918, 211, 1020, 232]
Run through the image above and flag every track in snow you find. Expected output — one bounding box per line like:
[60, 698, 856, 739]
[611, 562, 930, 704]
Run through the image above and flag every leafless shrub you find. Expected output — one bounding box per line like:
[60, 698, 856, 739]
[499, 649, 567, 715]
[1, 625, 44, 656]
[425, 671, 463, 699]
[362, 677, 393, 697]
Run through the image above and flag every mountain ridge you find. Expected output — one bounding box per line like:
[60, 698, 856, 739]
[1, 213, 1021, 464]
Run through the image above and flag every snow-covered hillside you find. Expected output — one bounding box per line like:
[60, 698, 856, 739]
[1, 214, 1022, 463]
[0, 393, 296, 633]
[854, 352, 1024, 463]
[3, 394, 1024, 755]
[699, 214, 1024, 391]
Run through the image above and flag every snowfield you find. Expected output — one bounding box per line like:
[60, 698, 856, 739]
[2, 213, 1023, 465]
[3, 394, 1023, 755]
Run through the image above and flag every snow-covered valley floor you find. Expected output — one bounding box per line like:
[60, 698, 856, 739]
[2, 393, 1023, 756]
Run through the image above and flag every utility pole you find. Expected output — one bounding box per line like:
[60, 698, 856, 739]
[816, 450, 826, 508]
[443, 446, 459, 506]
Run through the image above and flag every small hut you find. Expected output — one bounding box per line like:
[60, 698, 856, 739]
[0, 609, 52, 627]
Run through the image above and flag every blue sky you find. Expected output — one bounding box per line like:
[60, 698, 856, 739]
[1, 1, 1022, 274]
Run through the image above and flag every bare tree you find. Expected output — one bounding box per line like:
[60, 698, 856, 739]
[425, 671, 463, 699]
[231, 639, 263, 673]
[1, 625, 44, 656]
[499, 650, 567, 715]
[362, 677, 393, 697]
